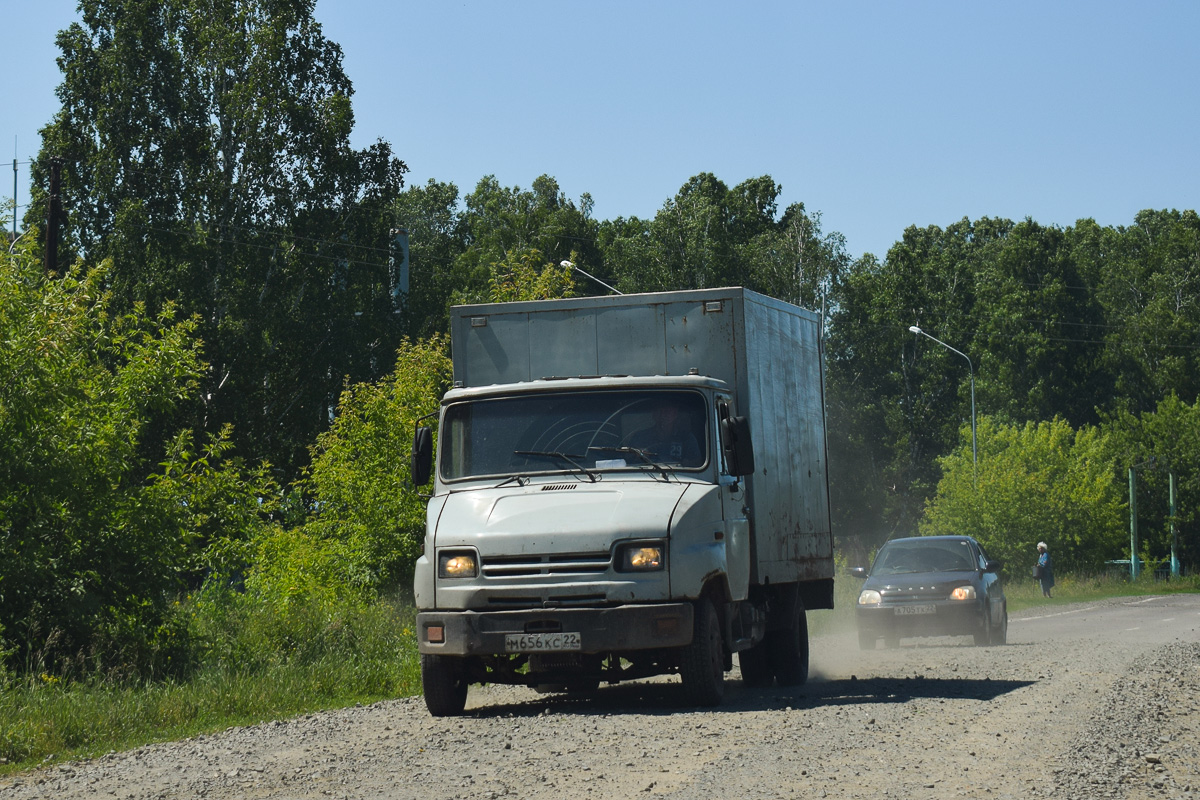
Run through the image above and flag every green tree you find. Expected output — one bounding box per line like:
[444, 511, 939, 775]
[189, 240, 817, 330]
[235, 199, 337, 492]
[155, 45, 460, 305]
[826, 215, 1120, 553]
[971, 219, 1108, 426]
[30, 0, 408, 478]
[285, 248, 578, 599]
[0, 248, 207, 674]
[482, 249, 577, 303]
[455, 175, 600, 296]
[1101, 394, 1200, 568]
[600, 173, 846, 301]
[919, 416, 1125, 575]
[825, 219, 998, 550]
[392, 179, 467, 338]
[746, 201, 850, 310]
[1076, 210, 1200, 414]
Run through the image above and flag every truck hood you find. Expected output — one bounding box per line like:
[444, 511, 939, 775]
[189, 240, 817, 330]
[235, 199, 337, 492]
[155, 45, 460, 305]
[433, 481, 691, 555]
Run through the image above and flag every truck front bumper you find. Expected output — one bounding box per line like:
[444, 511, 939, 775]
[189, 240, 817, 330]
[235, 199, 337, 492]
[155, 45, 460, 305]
[417, 603, 694, 656]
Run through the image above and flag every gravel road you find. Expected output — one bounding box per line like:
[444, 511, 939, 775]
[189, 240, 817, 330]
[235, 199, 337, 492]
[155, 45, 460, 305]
[4, 594, 1199, 800]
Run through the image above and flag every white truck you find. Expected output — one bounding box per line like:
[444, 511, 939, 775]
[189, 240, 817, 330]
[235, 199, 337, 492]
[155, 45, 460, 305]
[410, 287, 833, 715]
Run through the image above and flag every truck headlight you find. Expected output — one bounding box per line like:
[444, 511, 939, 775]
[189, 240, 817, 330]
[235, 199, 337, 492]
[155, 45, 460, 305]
[438, 550, 478, 578]
[617, 543, 664, 572]
[950, 585, 976, 601]
[857, 589, 882, 606]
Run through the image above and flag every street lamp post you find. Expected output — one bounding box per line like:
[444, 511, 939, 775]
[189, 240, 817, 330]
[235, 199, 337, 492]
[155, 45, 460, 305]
[561, 260, 622, 295]
[908, 325, 977, 482]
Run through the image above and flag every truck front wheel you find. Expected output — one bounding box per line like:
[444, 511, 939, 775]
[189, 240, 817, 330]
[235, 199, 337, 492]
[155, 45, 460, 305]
[680, 598, 725, 706]
[421, 653, 469, 717]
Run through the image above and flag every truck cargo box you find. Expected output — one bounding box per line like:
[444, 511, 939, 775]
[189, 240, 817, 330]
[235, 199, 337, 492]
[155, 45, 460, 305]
[449, 287, 833, 585]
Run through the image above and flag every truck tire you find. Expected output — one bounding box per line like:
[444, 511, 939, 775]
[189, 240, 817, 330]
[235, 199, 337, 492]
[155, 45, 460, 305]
[768, 604, 809, 686]
[421, 653, 468, 717]
[680, 598, 725, 706]
[738, 641, 773, 688]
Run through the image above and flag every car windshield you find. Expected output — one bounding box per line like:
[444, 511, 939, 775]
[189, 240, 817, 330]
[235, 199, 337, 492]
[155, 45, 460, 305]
[872, 540, 977, 575]
[440, 389, 709, 482]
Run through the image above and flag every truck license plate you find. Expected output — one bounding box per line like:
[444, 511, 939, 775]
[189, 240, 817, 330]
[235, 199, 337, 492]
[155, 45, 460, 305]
[895, 605, 936, 616]
[504, 632, 582, 652]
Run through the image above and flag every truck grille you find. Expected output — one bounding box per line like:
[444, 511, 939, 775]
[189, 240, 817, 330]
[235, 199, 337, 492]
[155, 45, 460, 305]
[487, 593, 608, 609]
[482, 552, 612, 577]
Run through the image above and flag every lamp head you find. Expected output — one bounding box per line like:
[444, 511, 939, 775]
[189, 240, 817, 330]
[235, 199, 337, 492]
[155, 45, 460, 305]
[561, 260, 574, 268]
[908, 326, 921, 334]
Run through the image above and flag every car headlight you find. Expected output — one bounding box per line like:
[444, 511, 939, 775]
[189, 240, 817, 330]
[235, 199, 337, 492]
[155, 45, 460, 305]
[857, 589, 882, 606]
[950, 585, 977, 601]
[438, 550, 478, 578]
[617, 542, 665, 572]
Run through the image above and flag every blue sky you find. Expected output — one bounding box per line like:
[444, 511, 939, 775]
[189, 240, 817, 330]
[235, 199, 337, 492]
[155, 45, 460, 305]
[6, 1, 1199, 259]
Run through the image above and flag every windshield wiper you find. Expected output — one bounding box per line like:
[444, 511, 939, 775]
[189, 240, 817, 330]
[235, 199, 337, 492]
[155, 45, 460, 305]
[587, 445, 673, 481]
[513, 450, 599, 482]
[492, 474, 529, 489]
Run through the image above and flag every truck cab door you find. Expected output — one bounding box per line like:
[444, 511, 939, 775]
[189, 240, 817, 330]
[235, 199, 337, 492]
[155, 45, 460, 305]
[717, 398, 751, 600]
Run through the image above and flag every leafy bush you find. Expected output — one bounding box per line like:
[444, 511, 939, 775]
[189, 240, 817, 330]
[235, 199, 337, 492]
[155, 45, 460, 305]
[291, 336, 452, 593]
[0, 251, 203, 676]
[920, 416, 1125, 575]
[0, 250, 284, 679]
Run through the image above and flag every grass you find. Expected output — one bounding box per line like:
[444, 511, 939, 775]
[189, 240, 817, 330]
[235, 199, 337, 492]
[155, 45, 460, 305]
[1003, 568, 1200, 612]
[0, 593, 422, 775]
[2, 571, 1197, 775]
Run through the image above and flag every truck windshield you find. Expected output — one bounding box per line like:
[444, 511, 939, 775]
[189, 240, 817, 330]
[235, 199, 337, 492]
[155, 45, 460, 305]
[440, 389, 709, 481]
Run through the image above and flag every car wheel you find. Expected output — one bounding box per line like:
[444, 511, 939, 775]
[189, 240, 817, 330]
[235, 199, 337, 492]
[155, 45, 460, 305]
[993, 606, 1008, 646]
[680, 598, 725, 706]
[768, 604, 809, 687]
[857, 630, 876, 651]
[739, 641, 773, 688]
[973, 611, 993, 646]
[883, 631, 900, 649]
[421, 653, 469, 717]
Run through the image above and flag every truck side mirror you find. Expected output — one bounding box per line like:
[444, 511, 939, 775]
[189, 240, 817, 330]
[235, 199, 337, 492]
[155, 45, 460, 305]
[720, 415, 755, 477]
[411, 425, 433, 487]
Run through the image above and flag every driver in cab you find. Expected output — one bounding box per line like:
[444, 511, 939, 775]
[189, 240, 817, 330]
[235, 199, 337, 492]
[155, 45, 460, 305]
[629, 398, 703, 467]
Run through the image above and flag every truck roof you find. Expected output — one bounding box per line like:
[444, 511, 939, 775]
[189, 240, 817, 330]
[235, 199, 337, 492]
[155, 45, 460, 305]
[449, 286, 819, 391]
[442, 373, 728, 404]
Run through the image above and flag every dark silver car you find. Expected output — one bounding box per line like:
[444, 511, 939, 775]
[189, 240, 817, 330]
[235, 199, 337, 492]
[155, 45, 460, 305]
[851, 535, 1007, 649]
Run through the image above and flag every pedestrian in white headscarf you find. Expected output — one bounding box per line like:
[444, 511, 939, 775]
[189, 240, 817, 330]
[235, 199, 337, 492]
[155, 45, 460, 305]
[1035, 542, 1055, 598]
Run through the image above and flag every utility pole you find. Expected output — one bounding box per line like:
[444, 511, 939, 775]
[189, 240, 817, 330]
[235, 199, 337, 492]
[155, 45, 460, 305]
[1129, 466, 1139, 580]
[45, 158, 62, 273]
[1169, 471, 1179, 578]
[390, 227, 410, 313]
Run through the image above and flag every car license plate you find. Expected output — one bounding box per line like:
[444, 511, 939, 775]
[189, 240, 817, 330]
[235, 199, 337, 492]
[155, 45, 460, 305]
[504, 632, 582, 652]
[895, 605, 936, 616]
